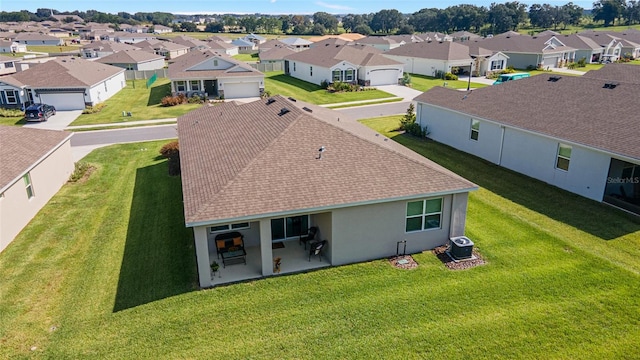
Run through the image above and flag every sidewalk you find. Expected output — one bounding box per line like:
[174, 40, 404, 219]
[65, 118, 177, 130]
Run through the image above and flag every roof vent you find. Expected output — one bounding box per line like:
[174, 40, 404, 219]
[266, 98, 276, 105]
[288, 97, 297, 102]
[278, 107, 290, 116]
[603, 82, 619, 89]
[302, 106, 312, 113]
[548, 76, 562, 82]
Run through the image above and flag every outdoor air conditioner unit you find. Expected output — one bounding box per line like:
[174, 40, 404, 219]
[449, 236, 474, 260]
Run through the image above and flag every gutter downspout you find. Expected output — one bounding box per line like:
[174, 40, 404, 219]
[498, 125, 505, 165]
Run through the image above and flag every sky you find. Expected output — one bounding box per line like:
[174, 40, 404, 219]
[1, 0, 595, 15]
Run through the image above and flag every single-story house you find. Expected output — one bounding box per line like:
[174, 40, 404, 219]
[0, 55, 18, 76]
[278, 37, 312, 50]
[549, 34, 605, 63]
[177, 96, 477, 287]
[468, 44, 509, 76]
[152, 25, 173, 34]
[308, 33, 365, 43]
[205, 40, 239, 56]
[231, 38, 257, 53]
[141, 40, 190, 60]
[0, 40, 27, 53]
[384, 41, 476, 76]
[13, 32, 63, 46]
[355, 36, 404, 51]
[0, 57, 126, 110]
[579, 31, 640, 60]
[473, 34, 576, 69]
[114, 32, 157, 44]
[284, 44, 404, 86]
[258, 39, 287, 52]
[450, 31, 483, 42]
[243, 33, 266, 45]
[259, 46, 296, 65]
[170, 36, 211, 51]
[168, 49, 264, 99]
[414, 73, 640, 214]
[96, 49, 166, 70]
[81, 40, 139, 58]
[0, 126, 74, 252]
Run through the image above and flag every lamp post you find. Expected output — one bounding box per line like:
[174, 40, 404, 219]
[467, 60, 473, 91]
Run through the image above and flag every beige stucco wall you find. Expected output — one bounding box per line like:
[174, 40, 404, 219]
[0, 139, 74, 252]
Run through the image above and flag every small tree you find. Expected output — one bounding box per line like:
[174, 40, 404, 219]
[160, 141, 180, 176]
[401, 73, 412, 86]
[400, 103, 416, 130]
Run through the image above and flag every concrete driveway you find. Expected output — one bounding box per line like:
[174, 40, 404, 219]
[375, 85, 424, 100]
[22, 110, 83, 131]
[457, 75, 496, 86]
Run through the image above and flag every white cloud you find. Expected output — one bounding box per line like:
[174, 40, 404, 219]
[315, 1, 352, 11]
[270, 0, 277, 3]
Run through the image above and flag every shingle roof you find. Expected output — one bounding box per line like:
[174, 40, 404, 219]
[582, 63, 640, 84]
[10, 56, 124, 88]
[206, 41, 238, 51]
[279, 37, 312, 46]
[474, 34, 575, 54]
[96, 49, 164, 64]
[284, 45, 400, 67]
[178, 96, 476, 225]
[550, 34, 602, 50]
[385, 41, 472, 61]
[414, 74, 640, 160]
[81, 40, 138, 52]
[259, 46, 296, 61]
[171, 35, 209, 49]
[167, 49, 262, 80]
[355, 36, 399, 46]
[0, 126, 72, 191]
[14, 32, 61, 42]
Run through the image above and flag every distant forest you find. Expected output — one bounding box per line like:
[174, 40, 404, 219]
[2, 1, 640, 35]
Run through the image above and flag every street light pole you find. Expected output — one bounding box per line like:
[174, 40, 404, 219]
[467, 60, 472, 91]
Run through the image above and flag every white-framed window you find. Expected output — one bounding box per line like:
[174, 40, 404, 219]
[310, 66, 313, 76]
[490, 60, 504, 70]
[24, 173, 34, 199]
[332, 69, 341, 82]
[5, 62, 14, 68]
[293, 62, 296, 71]
[190, 80, 200, 91]
[4, 90, 18, 104]
[406, 198, 442, 232]
[346, 69, 354, 81]
[213, 59, 218, 66]
[175, 81, 186, 92]
[209, 222, 250, 233]
[470, 119, 480, 141]
[556, 143, 572, 171]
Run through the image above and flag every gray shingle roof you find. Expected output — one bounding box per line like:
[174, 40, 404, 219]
[259, 46, 296, 61]
[0, 126, 72, 191]
[10, 57, 124, 88]
[96, 49, 164, 64]
[474, 34, 575, 54]
[284, 45, 400, 67]
[178, 96, 476, 225]
[167, 49, 262, 80]
[582, 63, 640, 84]
[81, 40, 138, 52]
[414, 74, 640, 160]
[385, 41, 472, 61]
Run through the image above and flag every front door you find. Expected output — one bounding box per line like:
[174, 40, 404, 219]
[204, 80, 216, 98]
[271, 215, 308, 242]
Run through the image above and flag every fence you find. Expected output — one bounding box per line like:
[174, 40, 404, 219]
[249, 62, 284, 72]
[125, 68, 168, 80]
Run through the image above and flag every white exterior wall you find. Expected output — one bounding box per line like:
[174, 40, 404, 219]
[0, 139, 73, 252]
[134, 58, 165, 71]
[218, 75, 264, 96]
[86, 71, 126, 106]
[330, 196, 454, 266]
[385, 55, 446, 76]
[360, 64, 403, 86]
[288, 60, 334, 85]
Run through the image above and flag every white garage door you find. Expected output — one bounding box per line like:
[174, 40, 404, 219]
[369, 69, 400, 86]
[38, 93, 85, 110]
[223, 82, 260, 99]
[542, 56, 558, 69]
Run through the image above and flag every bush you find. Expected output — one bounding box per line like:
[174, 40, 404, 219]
[320, 80, 329, 89]
[261, 90, 272, 98]
[567, 62, 576, 69]
[401, 73, 412, 86]
[404, 123, 429, 138]
[577, 57, 587, 67]
[82, 103, 106, 114]
[399, 103, 416, 130]
[161, 94, 187, 107]
[0, 107, 24, 117]
[187, 95, 203, 104]
[327, 81, 358, 92]
[444, 72, 458, 80]
[160, 141, 181, 176]
[68, 162, 93, 182]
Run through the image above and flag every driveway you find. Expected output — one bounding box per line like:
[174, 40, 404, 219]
[375, 85, 423, 100]
[457, 75, 496, 86]
[22, 110, 83, 131]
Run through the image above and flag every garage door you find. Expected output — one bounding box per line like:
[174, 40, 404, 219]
[542, 56, 558, 69]
[369, 69, 400, 86]
[38, 93, 85, 110]
[223, 82, 260, 99]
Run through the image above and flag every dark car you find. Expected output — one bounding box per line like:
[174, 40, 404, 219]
[24, 104, 56, 122]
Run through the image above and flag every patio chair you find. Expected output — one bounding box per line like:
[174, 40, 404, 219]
[299, 226, 318, 249]
[308, 240, 327, 262]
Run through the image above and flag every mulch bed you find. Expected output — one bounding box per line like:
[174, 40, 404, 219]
[432, 245, 486, 270]
[388, 255, 419, 270]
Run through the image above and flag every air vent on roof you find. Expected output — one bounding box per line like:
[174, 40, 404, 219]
[278, 107, 290, 116]
[603, 82, 619, 89]
[266, 98, 276, 105]
[548, 76, 562, 82]
[288, 97, 297, 102]
[302, 106, 313, 113]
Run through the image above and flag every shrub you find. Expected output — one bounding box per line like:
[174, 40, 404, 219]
[320, 80, 329, 89]
[399, 103, 416, 130]
[261, 90, 272, 98]
[444, 72, 458, 80]
[567, 62, 577, 69]
[327, 81, 358, 92]
[68, 162, 93, 182]
[401, 73, 412, 86]
[577, 57, 587, 67]
[82, 103, 106, 114]
[161, 94, 187, 107]
[0, 107, 24, 117]
[404, 123, 429, 138]
[160, 141, 181, 176]
[187, 95, 203, 104]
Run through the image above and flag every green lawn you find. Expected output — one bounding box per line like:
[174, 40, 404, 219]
[264, 71, 395, 105]
[1, 116, 639, 358]
[232, 53, 259, 62]
[26, 45, 81, 53]
[409, 73, 488, 92]
[70, 78, 203, 126]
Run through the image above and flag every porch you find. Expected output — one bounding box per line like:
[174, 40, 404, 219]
[209, 239, 330, 286]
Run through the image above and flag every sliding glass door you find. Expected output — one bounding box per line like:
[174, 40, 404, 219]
[271, 215, 308, 242]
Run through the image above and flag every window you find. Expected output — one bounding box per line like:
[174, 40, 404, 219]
[332, 70, 341, 82]
[293, 62, 296, 71]
[490, 60, 504, 70]
[310, 66, 313, 76]
[24, 173, 34, 199]
[190, 80, 200, 91]
[406, 198, 442, 232]
[126, 64, 134, 70]
[176, 81, 186, 92]
[213, 59, 218, 66]
[209, 222, 250, 233]
[271, 215, 308, 241]
[470, 119, 480, 141]
[556, 143, 572, 171]
[346, 69, 354, 81]
[5, 62, 14, 68]
[4, 90, 18, 104]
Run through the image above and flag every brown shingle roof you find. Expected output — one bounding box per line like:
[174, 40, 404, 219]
[10, 57, 124, 88]
[178, 96, 476, 225]
[414, 74, 640, 160]
[386, 41, 472, 61]
[96, 49, 164, 64]
[582, 63, 640, 84]
[259, 46, 296, 61]
[0, 126, 72, 191]
[167, 49, 262, 80]
[81, 40, 138, 52]
[284, 45, 400, 67]
[474, 34, 574, 54]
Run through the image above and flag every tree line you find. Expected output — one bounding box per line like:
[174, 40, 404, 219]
[1, 1, 640, 35]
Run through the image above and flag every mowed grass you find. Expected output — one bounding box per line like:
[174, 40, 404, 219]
[264, 71, 395, 104]
[26, 45, 81, 53]
[232, 53, 259, 62]
[71, 78, 203, 126]
[1, 122, 639, 358]
[409, 73, 488, 92]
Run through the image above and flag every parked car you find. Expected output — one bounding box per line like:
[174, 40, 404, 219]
[24, 104, 56, 122]
[493, 72, 530, 85]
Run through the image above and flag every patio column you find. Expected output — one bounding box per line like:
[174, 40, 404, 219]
[193, 226, 212, 288]
[259, 219, 274, 276]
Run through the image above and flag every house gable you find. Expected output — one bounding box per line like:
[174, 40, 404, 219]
[187, 57, 235, 71]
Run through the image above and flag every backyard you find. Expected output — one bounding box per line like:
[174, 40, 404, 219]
[0, 115, 638, 358]
[70, 78, 203, 126]
[408, 73, 488, 92]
